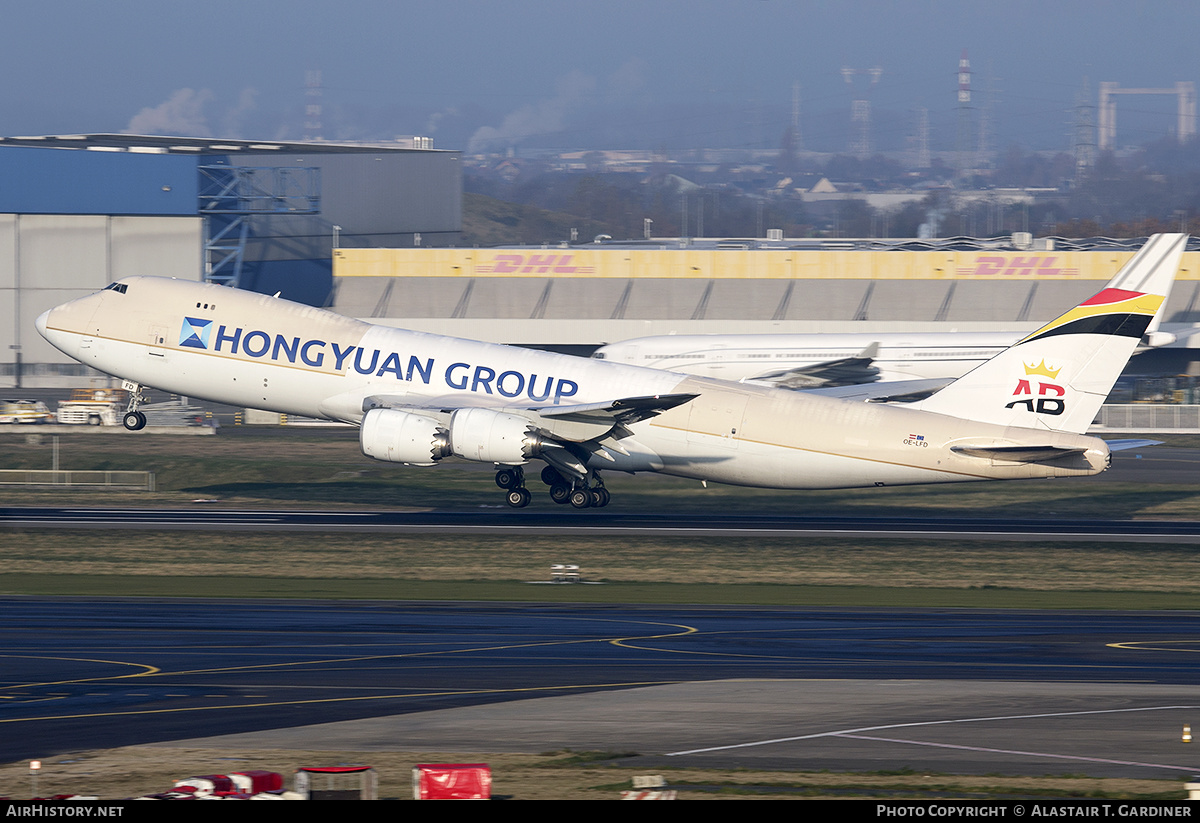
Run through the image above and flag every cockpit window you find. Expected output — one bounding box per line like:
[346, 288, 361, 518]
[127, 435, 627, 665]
[103, 282, 128, 294]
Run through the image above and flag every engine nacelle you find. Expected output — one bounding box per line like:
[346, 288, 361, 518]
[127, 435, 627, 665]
[449, 407, 541, 464]
[360, 408, 449, 466]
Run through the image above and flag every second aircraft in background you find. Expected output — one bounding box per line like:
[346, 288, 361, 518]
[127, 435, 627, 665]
[592, 257, 1182, 390]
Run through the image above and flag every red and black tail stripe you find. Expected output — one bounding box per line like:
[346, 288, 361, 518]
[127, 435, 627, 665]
[1017, 287, 1163, 344]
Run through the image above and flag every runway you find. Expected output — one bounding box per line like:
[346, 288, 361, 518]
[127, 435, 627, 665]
[2, 445, 1197, 778]
[7, 505, 1200, 543]
[3, 445, 1196, 540]
[2, 597, 1198, 778]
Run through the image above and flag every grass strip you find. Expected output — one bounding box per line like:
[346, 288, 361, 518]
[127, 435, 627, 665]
[1, 574, 1198, 609]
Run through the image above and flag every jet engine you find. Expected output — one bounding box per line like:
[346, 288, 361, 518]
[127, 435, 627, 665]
[449, 407, 543, 464]
[359, 408, 450, 466]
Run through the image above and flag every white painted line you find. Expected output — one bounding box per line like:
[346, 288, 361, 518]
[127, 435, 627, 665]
[836, 733, 1200, 773]
[666, 704, 1200, 756]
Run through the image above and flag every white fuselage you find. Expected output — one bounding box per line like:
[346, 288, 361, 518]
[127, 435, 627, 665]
[36, 277, 1109, 491]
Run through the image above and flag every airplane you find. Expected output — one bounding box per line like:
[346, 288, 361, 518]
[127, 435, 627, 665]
[591, 262, 1181, 390]
[594, 332, 1027, 388]
[36, 233, 1187, 509]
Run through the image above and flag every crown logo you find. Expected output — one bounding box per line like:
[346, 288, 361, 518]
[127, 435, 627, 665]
[1023, 359, 1061, 379]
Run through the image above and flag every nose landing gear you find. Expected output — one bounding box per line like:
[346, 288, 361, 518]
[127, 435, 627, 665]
[122, 410, 147, 431]
[121, 382, 148, 431]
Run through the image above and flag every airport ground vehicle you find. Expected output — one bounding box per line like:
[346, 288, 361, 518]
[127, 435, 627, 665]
[55, 388, 126, 426]
[0, 399, 53, 424]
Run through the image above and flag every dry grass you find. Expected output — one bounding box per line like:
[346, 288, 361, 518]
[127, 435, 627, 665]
[1, 530, 1199, 594]
[4, 430, 1200, 606]
[0, 746, 1186, 801]
[6, 428, 1200, 519]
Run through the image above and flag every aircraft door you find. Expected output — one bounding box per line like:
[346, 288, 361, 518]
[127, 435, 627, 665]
[147, 325, 169, 359]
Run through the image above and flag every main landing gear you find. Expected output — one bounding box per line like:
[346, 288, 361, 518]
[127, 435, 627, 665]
[495, 464, 612, 509]
[122, 381, 148, 431]
[495, 466, 531, 508]
[542, 465, 610, 509]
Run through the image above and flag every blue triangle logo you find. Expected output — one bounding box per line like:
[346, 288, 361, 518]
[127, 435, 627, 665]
[179, 317, 212, 349]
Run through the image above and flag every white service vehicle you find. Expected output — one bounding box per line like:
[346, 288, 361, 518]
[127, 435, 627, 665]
[0, 399, 53, 424]
[55, 388, 126, 426]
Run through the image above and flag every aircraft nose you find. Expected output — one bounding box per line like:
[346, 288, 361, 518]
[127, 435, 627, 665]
[35, 308, 51, 340]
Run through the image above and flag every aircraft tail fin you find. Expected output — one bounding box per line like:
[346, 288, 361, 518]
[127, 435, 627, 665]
[910, 233, 1186, 433]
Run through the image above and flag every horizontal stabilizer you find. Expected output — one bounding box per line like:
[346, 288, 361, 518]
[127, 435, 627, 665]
[1104, 439, 1163, 451]
[950, 444, 1088, 463]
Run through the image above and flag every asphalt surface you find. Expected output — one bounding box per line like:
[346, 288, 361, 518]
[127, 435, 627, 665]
[1, 438, 1197, 778]
[2, 598, 1199, 778]
[6, 506, 1200, 543]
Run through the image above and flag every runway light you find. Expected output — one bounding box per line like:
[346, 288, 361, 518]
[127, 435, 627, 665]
[1184, 724, 1192, 743]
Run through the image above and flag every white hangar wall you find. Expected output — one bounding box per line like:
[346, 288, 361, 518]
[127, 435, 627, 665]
[1, 215, 201, 387]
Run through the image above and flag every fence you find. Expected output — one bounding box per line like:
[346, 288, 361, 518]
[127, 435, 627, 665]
[0, 470, 155, 490]
[1092, 404, 1200, 432]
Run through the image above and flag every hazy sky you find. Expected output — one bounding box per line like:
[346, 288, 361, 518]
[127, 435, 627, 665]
[3, 1, 1197, 154]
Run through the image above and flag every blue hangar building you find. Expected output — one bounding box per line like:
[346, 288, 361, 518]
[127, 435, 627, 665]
[0, 134, 460, 387]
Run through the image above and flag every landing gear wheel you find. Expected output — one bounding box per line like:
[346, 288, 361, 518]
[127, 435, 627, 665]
[495, 467, 522, 489]
[122, 411, 147, 431]
[591, 488, 610, 508]
[505, 487, 531, 508]
[568, 488, 592, 509]
[540, 465, 564, 486]
[549, 482, 571, 504]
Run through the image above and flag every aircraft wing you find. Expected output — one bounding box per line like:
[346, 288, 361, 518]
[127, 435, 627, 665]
[742, 343, 881, 389]
[802, 377, 955, 403]
[530, 392, 698, 426]
[364, 392, 696, 431]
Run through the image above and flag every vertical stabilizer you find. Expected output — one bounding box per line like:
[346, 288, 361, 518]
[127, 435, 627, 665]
[911, 233, 1186, 433]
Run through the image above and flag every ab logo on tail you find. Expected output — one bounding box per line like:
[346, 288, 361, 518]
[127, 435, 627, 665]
[1005, 360, 1065, 416]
